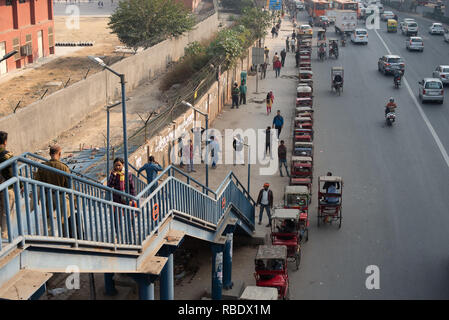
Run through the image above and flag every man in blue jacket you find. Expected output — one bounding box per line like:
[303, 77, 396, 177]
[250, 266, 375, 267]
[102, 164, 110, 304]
[138, 156, 163, 192]
[272, 110, 284, 138]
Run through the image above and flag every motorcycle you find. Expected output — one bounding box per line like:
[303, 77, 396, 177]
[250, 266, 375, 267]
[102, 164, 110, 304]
[318, 49, 325, 61]
[341, 38, 346, 47]
[394, 77, 401, 89]
[386, 112, 396, 126]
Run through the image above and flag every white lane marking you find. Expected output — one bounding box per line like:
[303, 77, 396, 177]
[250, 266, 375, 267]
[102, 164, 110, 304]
[374, 29, 449, 169]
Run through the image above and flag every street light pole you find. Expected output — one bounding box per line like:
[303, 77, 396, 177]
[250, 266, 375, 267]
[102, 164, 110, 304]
[89, 56, 129, 193]
[0, 50, 17, 64]
[181, 101, 209, 190]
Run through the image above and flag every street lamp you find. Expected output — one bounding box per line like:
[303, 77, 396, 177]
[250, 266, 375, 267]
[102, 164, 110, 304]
[89, 55, 130, 193]
[181, 101, 209, 189]
[0, 50, 17, 63]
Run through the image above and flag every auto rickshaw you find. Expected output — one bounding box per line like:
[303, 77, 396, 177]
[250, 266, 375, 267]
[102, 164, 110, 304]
[317, 175, 343, 228]
[291, 156, 313, 180]
[254, 245, 289, 299]
[317, 28, 327, 42]
[387, 19, 397, 33]
[293, 141, 313, 157]
[270, 209, 301, 270]
[331, 66, 344, 95]
[296, 86, 313, 107]
[284, 186, 310, 243]
[298, 69, 313, 80]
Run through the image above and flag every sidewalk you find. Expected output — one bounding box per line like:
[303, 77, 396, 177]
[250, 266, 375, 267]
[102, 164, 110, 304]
[41, 14, 300, 300]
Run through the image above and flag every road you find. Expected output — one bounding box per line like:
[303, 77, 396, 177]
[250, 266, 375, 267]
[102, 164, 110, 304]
[290, 9, 449, 299]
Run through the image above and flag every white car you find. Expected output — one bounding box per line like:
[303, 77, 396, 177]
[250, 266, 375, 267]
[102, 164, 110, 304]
[429, 23, 444, 35]
[400, 18, 415, 30]
[406, 36, 424, 51]
[418, 78, 444, 104]
[402, 21, 418, 36]
[381, 11, 395, 21]
[432, 65, 449, 85]
[351, 28, 368, 44]
[445, 28, 449, 42]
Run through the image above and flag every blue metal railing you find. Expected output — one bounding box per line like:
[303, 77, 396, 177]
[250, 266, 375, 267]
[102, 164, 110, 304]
[0, 153, 255, 255]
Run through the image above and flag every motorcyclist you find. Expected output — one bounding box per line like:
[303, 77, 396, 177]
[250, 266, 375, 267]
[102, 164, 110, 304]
[393, 69, 402, 85]
[385, 97, 397, 116]
[329, 41, 338, 57]
[318, 43, 325, 59]
[341, 33, 347, 46]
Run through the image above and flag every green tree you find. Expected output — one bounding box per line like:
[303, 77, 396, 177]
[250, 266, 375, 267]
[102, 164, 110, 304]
[221, 0, 254, 12]
[108, 0, 196, 49]
[239, 6, 272, 42]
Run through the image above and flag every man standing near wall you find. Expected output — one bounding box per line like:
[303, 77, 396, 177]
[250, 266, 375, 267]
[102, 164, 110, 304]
[239, 80, 247, 105]
[231, 82, 240, 109]
[138, 155, 163, 192]
[0, 131, 15, 239]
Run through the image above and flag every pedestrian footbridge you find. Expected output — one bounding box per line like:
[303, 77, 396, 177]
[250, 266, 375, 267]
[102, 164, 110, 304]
[0, 153, 255, 300]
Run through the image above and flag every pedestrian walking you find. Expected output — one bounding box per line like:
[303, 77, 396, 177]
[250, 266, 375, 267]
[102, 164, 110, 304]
[108, 158, 136, 204]
[286, 36, 290, 52]
[295, 50, 300, 68]
[260, 62, 267, 79]
[272, 52, 279, 70]
[290, 37, 296, 53]
[274, 59, 282, 78]
[265, 126, 272, 159]
[280, 49, 286, 67]
[178, 137, 184, 168]
[35, 145, 73, 237]
[209, 136, 220, 169]
[231, 82, 240, 109]
[256, 183, 273, 227]
[239, 80, 247, 105]
[278, 140, 289, 177]
[292, 30, 296, 40]
[0, 131, 15, 239]
[264, 46, 269, 62]
[187, 140, 195, 172]
[266, 91, 274, 115]
[271, 26, 276, 38]
[272, 110, 284, 138]
[191, 125, 205, 163]
[233, 134, 244, 165]
[138, 155, 163, 191]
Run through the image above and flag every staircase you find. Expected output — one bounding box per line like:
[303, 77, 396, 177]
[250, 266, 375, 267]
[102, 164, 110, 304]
[0, 153, 255, 299]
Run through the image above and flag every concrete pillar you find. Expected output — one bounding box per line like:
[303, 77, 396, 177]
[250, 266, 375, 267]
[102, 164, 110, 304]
[211, 242, 224, 300]
[223, 233, 233, 290]
[138, 276, 155, 300]
[160, 253, 174, 300]
[104, 273, 117, 296]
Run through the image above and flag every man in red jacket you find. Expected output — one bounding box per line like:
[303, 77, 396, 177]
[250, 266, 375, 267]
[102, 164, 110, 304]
[256, 183, 273, 227]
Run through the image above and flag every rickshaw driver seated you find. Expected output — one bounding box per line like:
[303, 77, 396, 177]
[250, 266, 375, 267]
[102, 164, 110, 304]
[321, 172, 340, 204]
[333, 74, 343, 87]
[276, 219, 296, 240]
[385, 97, 397, 116]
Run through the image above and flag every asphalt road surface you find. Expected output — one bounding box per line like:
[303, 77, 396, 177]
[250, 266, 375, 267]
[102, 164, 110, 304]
[290, 9, 449, 299]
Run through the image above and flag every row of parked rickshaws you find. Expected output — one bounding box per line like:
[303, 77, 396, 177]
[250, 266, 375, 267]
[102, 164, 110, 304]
[246, 32, 344, 300]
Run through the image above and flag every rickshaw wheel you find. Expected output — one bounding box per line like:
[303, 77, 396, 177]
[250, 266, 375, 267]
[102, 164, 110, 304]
[305, 229, 309, 241]
[339, 208, 343, 229]
[283, 285, 290, 300]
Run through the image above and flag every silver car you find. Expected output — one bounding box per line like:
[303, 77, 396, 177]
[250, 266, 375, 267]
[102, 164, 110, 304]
[418, 78, 444, 103]
[406, 37, 424, 51]
[381, 11, 394, 21]
[432, 65, 449, 85]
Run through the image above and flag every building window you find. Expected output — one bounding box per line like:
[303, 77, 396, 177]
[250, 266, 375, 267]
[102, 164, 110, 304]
[6, 0, 13, 5]
[18, 0, 27, 3]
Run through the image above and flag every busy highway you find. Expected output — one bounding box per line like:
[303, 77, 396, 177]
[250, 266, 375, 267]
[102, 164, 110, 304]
[288, 6, 449, 299]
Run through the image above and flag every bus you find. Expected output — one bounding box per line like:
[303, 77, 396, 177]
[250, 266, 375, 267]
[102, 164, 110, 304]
[305, 0, 330, 19]
[332, 0, 360, 18]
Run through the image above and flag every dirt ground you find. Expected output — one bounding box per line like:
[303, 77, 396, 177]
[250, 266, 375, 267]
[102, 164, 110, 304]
[0, 16, 127, 117]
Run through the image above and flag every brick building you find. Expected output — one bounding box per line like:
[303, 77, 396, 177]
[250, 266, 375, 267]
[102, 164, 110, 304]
[0, 0, 54, 76]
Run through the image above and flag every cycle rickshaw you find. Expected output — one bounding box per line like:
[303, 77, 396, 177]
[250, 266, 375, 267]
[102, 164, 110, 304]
[317, 175, 343, 228]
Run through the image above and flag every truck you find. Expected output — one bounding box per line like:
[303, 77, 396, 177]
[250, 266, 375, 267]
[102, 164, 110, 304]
[334, 10, 357, 34]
